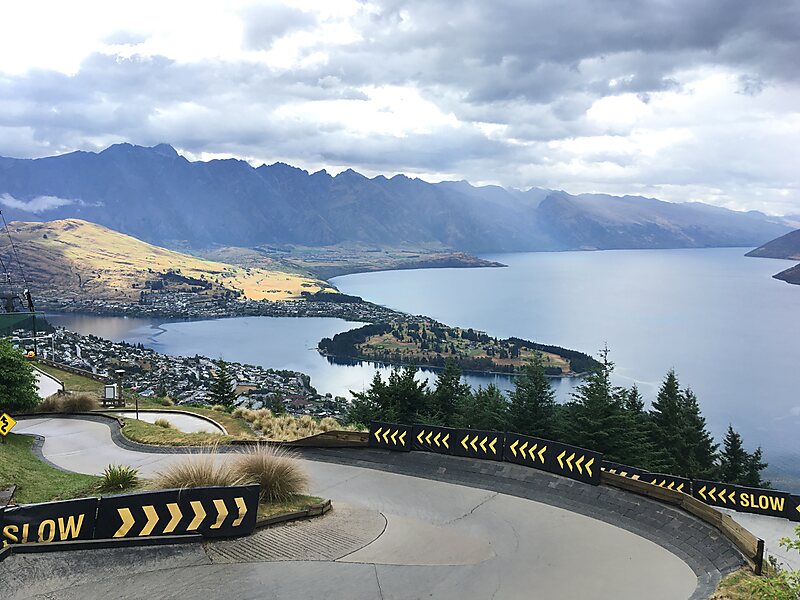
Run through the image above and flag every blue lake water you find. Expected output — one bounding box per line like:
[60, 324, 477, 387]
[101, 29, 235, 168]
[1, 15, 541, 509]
[47, 248, 800, 490]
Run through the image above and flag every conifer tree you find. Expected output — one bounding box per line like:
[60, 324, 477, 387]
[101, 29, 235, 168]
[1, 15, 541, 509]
[454, 384, 508, 431]
[718, 425, 748, 484]
[209, 359, 237, 407]
[507, 354, 558, 438]
[650, 369, 689, 474]
[428, 359, 471, 424]
[346, 372, 385, 425]
[742, 446, 770, 488]
[680, 388, 718, 480]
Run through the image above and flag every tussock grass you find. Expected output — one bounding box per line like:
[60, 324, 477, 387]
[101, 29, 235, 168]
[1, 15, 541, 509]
[153, 448, 242, 489]
[37, 392, 99, 413]
[232, 445, 308, 502]
[235, 408, 359, 441]
[153, 417, 175, 429]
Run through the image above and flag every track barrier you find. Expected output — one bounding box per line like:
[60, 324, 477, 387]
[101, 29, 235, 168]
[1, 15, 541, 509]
[505, 433, 600, 485]
[1, 485, 259, 550]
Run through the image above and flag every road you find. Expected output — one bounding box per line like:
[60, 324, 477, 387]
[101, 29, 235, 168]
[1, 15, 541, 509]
[6, 417, 702, 599]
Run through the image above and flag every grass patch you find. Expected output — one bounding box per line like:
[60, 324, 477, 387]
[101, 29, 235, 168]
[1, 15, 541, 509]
[34, 363, 103, 394]
[232, 445, 308, 502]
[120, 417, 235, 446]
[257, 494, 325, 520]
[37, 392, 99, 413]
[136, 398, 256, 437]
[152, 450, 242, 489]
[0, 434, 101, 504]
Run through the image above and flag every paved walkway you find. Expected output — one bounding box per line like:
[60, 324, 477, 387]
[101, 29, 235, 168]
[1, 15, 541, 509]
[5, 417, 706, 599]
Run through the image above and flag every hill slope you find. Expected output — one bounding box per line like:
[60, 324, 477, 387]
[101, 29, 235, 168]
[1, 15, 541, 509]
[0, 143, 790, 252]
[0, 219, 331, 302]
[745, 229, 800, 286]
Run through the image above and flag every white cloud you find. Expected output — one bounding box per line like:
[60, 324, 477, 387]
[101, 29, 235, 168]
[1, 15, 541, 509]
[0, 193, 78, 213]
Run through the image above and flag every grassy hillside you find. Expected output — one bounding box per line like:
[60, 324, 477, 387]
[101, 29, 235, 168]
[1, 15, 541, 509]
[1, 219, 333, 302]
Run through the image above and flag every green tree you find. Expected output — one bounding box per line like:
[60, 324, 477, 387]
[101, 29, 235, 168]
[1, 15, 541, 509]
[563, 346, 647, 464]
[679, 388, 718, 480]
[346, 372, 385, 426]
[427, 359, 471, 424]
[209, 359, 237, 407]
[0, 337, 39, 413]
[742, 445, 770, 488]
[346, 366, 429, 425]
[454, 384, 508, 431]
[718, 425, 748, 484]
[506, 355, 558, 439]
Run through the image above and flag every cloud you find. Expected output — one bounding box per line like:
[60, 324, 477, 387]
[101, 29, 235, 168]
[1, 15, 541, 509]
[0, 0, 797, 215]
[0, 193, 80, 213]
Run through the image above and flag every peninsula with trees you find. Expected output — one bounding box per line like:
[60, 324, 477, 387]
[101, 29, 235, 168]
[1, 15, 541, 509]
[319, 318, 599, 376]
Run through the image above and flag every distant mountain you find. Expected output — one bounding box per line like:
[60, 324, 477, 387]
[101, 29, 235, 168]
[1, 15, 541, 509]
[0, 219, 329, 302]
[745, 229, 800, 260]
[746, 228, 800, 286]
[0, 143, 791, 252]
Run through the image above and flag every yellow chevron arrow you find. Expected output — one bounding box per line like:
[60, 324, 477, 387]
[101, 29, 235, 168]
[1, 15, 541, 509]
[480, 437, 488, 452]
[677, 483, 685, 493]
[796, 504, 800, 515]
[188, 500, 206, 530]
[709, 487, 717, 502]
[698, 485, 707, 500]
[719, 490, 727, 504]
[566, 452, 575, 472]
[417, 430, 425, 444]
[620, 471, 628, 477]
[382, 429, 390, 444]
[557, 450, 566, 469]
[510, 439, 519, 457]
[585, 457, 594, 477]
[728, 490, 735, 503]
[631, 474, 640, 480]
[374, 427, 383, 442]
[470, 435, 478, 452]
[114, 508, 135, 538]
[390, 430, 398, 445]
[164, 502, 182, 534]
[442, 433, 449, 449]
[211, 499, 228, 529]
[426, 431, 433, 445]
[434, 432, 441, 447]
[141, 505, 159, 536]
[667, 481, 675, 490]
[537, 446, 546, 462]
[489, 437, 497, 454]
[529, 443, 538, 461]
[659, 480, 667, 488]
[398, 431, 407, 445]
[232, 497, 247, 527]
[520, 441, 529, 458]
[575, 455, 584, 474]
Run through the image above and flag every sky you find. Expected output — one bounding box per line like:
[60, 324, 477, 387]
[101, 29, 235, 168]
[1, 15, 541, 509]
[0, 0, 798, 215]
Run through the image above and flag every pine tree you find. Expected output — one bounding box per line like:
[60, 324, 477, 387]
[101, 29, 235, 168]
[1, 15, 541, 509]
[563, 346, 645, 464]
[428, 359, 471, 424]
[507, 354, 558, 438]
[742, 446, 770, 488]
[621, 384, 669, 472]
[0, 337, 39, 413]
[650, 369, 688, 475]
[346, 372, 386, 425]
[718, 425, 748, 484]
[209, 359, 236, 407]
[454, 384, 508, 431]
[680, 388, 718, 480]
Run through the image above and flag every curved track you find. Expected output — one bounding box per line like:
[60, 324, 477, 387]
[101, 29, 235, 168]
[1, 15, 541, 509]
[6, 417, 706, 599]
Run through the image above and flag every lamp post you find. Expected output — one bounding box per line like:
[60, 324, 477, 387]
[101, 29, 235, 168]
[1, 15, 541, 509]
[115, 369, 136, 418]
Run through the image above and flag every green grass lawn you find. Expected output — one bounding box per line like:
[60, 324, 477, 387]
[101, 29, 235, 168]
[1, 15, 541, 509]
[120, 417, 239, 446]
[35, 363, 104, 395]
[0, 434, 101, 504]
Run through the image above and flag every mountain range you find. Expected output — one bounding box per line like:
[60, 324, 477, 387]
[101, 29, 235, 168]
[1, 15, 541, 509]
[746, 228, 800, 285]
[0, 143, 791, 252]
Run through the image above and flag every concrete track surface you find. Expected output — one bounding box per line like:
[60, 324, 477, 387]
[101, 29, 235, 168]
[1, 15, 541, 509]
[4, 417, 710, 599]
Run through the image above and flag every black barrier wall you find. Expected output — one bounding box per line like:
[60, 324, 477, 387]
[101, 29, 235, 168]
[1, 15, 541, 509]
[452, 429, 504, 461]
[0, 485, 260, 548]
[505, 433, 601, 485]
[1, 498, 98, 548]
[95, 485, 259, 539]
[412, 424, 454, 454]
[369, 422, 412, 451]
[693, 480, 797, 521]
[601, 462, 690, 494]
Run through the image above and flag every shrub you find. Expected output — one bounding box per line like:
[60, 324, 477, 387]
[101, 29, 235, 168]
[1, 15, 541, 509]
[99, 464, 139, 492]
[36, 392, 98, 413]
[232, 445, 308, 502]
[158, 397, 174, 406]
[319, 417, 341, 432]
[154, 417, 175, 429]
[154, 449, 242, 489]
[211, 404, 226, 412]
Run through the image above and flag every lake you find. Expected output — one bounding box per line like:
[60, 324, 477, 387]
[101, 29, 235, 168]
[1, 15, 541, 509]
[47, 248, 800, 489]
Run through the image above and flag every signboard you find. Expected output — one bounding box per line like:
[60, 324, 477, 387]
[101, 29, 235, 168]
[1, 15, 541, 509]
[451, 429, 504, 461]
[94, 485, 259, 540]
[504, 433, 601, 485]
[368, 422, 411, 451]
[789, 495, 800, 523]
[693, 480, 792, 520]
[0, 413, 16, 436]
[411, 424, 454, 454]
[1, 498, 98, 548]
[601, 461, 690, 493]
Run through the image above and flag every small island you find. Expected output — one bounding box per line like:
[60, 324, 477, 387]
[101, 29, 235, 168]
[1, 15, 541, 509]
[319, 318, 599, 376]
